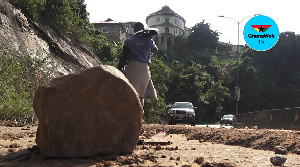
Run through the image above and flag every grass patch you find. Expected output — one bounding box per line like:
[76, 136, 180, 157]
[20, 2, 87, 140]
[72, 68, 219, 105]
[0, 45, 55, 124]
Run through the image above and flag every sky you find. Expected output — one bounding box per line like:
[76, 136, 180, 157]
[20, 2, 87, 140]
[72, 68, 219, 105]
[85, 0, 299, 45]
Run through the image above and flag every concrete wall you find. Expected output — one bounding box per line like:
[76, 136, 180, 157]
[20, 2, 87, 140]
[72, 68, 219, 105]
[236, 107, 300, 130]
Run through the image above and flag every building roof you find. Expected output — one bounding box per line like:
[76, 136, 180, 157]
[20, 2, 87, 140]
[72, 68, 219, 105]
[146, 5, 186, 24]
[93, 18, 125, 32]
[93, 18, 119, 24]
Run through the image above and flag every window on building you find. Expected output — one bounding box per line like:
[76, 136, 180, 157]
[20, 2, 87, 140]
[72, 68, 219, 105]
[175, 19, 178, 25]
[156, 17, 160, 23]
[165, 28, 169, 33]
[102, 28, 108, 33]
[165, 18, 169, 23]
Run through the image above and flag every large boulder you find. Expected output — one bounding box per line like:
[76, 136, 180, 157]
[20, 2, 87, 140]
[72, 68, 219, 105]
[33, 65, 143, 158]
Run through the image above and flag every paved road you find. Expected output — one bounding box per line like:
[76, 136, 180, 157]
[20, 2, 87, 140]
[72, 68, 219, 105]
[172, 124, 233, 128]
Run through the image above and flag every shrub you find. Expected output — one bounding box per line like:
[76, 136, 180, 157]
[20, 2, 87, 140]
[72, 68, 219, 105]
[0, 46, 54, 123]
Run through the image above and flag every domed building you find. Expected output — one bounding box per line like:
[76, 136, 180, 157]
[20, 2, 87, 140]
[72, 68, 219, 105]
[146, 5, 191, 52]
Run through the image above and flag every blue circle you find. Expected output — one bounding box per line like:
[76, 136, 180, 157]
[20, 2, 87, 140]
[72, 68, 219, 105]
[244, 15, 279, 51]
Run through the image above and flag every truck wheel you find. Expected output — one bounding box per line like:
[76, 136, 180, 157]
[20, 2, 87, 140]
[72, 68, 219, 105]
[191, 122, 196, 126]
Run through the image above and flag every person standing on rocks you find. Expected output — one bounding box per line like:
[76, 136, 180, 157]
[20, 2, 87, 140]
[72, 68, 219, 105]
[118, 22, 158, 107]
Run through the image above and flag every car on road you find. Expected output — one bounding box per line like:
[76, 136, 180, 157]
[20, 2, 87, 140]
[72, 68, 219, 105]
[168, 102, 196, 126]
[220, 114, 235, 125]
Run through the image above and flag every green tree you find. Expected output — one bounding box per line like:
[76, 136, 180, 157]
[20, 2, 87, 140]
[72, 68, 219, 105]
[201, 81, 230, 122]
[143, 55, 171, 123]
[10, 0, 46, 20]
[239, 32, 300, 111]
[188, 20, 219, 50]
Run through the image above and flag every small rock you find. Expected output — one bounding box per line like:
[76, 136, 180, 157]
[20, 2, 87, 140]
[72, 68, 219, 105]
[182, 165, 192, 167]
[194, 157, 204, 164]
[274, 146, 288, 155]
[136, 158, 143, 163]
[139, 128, 144, 135]
[176, 157, 180, 161]
[252, 126, 258, 129]
[270, 155, 287, 166]
[142, 145, 149, 150]
[155, 144, 162, 150]
[296, 149, 300, 155]
[161, 155, 167, 158]
[9, 143, 18, 148]
[169, 157, 174, 160]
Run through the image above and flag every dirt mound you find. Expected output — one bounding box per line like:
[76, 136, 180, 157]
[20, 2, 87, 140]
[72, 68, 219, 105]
[143, 124, 300, 154]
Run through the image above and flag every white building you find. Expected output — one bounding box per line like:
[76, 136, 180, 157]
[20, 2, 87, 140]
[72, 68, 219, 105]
[146, 5, 191, 52]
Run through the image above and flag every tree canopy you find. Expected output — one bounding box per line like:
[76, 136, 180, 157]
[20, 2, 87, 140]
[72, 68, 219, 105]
[188, 21, 219, 50]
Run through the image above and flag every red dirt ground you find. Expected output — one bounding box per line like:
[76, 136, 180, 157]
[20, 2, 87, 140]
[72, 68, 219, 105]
[1, 122, 300, 166]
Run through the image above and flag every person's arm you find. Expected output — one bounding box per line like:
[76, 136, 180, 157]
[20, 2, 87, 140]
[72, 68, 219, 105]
[117, 45, 129, 71]
[150, 39, 158, 52]
[151, 45, 158, 52]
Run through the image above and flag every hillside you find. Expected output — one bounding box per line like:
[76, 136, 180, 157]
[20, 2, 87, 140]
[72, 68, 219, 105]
[0, 1, 101, 76]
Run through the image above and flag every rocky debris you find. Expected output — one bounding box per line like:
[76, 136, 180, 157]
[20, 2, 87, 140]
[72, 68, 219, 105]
[195, 156, 205, 164]
[2, 124, 300, 166]
[274, 146, 288, 155]
[33, 66, 143, 158]
[0, 132, 36, 140]
[165, 146, 179, 151]
[202, 162, 237, 167]
[270, 155, 287, 166]
[155, 144, 162, 150]
[144, 124, 300, 154]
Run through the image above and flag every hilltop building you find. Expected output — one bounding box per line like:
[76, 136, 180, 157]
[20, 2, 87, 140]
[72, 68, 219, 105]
[92, 6, 191, 51]
[146, 5, 191, 52]
[93, 18, 136, 43]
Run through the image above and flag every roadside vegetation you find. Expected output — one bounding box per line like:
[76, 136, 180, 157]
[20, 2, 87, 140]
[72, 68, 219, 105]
[0, 46, 55, 123]
[2, 0, 300, 124]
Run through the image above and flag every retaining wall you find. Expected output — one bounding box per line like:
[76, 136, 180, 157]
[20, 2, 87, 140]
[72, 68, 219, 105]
[236, 107, 300, 130]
